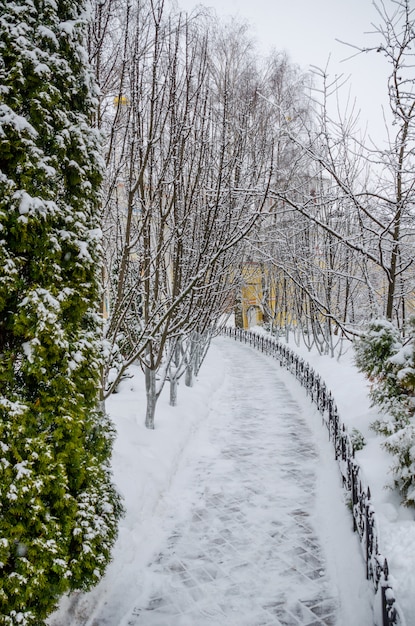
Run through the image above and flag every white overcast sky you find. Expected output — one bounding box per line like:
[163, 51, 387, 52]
[177, 0, 391, 143]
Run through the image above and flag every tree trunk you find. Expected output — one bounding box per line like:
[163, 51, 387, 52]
[169, 371, 178, 406]
[145, 366, 157, 429]
[185, 360, 194, 387]
[234, 291, 244, 329]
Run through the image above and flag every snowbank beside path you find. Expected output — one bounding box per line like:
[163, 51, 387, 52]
[268, 331, 415, 625]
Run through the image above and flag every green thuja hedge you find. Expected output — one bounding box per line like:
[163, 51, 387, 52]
[355, 318, 415, 507]
[0, 0, 123, 623]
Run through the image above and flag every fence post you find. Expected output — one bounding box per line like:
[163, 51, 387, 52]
[382, 560, 398, 626]
[351, 460, 357, 532]
[365, 493, 371, 580]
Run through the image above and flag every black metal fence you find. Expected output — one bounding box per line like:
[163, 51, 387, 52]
[223, 327, 405, 626]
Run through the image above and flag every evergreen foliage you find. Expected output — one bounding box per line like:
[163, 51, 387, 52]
[355, 318, 415, 507]
[383, 425, 415, 508]
[349, 428, 366, 452]
[0, 0, 123, 623]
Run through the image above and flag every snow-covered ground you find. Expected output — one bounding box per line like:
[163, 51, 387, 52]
[48, 333, 414, 625]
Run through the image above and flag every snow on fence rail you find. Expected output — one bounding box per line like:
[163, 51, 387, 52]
[222, 327, 405, 626]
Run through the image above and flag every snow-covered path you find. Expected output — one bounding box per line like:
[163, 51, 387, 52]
[130, 340, 340, 626]
[50, 338, 373, 625]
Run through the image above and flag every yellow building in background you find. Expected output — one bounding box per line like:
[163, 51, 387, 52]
[239, 263, 275, 329]
[237, 263, 300, 330]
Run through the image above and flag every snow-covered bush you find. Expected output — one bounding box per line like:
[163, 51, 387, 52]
[383, 425, 415, 508]
[355, 318, 415, 506]
[350, 428, 366, 452]
[355, 319, 414, 434]
[0, 0, 123, 623]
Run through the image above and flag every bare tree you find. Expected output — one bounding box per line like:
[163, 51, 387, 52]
[97, 4, 274, 427]
[266, 0, 415, 335]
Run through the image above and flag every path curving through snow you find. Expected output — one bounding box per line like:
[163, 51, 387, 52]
[49, 338, 373, 626]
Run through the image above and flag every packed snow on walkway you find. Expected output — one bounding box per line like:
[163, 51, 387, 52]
[48, 334, 413, 625]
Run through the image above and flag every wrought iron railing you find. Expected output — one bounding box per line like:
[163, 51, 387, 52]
[223, 327, 405, 626]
